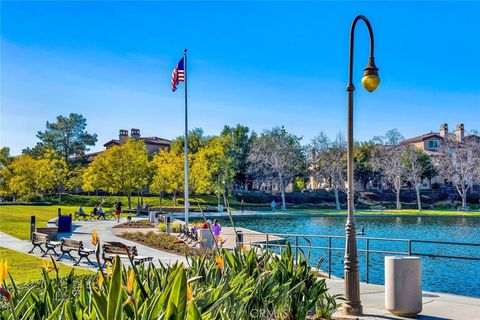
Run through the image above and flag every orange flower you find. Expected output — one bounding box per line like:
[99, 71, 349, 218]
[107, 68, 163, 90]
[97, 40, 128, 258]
[42, 260, 53, 273]
[239, 245, 247, 253]
[187, 284, 193, 301]
[0, 260, 7, 285]
[126, 269, 135, 292]
[98, 271, 104, 286]
[106, 261, 112, 276]
[123, 269, 136, 306]
[214, 256, 225, 270]
[91, 229, 99, 246]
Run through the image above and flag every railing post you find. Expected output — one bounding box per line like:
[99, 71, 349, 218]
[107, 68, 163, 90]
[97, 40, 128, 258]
[328, 237, 332, 279]
[266, 234, 269, 251]
[408, 240, 412, 256]
[295, 236, 299, 261]
[366, 238, 370, 284]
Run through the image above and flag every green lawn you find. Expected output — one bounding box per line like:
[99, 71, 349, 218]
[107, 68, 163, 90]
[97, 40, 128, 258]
[0, 205, 93, 240]
[0, 247, 93, 284]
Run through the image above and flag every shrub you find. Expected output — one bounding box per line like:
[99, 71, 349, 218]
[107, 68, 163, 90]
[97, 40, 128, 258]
[467, 192, 480, 205]
[158, 221, 183, 233]
[113, 219, 154, 229]
[1, 245, 339, 319]
[120, 231, 207, 257]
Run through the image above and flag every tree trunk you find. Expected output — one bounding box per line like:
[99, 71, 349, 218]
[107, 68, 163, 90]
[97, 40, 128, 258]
[127, 194, 132, 209]
[334, 189, 341, 210]
[159, 192, 164, 213]
[415, 184, 422, 211]
[279, 176, 286, 210]
[58, 192, 61, 205]
[173, 191, 177, 207]
[462, 193, 467, 209]
[396, 189, 401, 210]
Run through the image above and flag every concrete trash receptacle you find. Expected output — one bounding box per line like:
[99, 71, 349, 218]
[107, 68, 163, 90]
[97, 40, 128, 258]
[385, 256, 422, 316]
[198, 229, 214, 249]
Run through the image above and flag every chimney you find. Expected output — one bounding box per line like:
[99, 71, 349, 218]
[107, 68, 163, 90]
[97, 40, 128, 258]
[131, 128, 141, 140]
[439, 123, 448, 141]
[119, 129, 129, 144]
[455, 123, 464, 142]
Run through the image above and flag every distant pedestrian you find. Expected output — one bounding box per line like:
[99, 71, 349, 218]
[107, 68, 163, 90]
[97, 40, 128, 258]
[271, 200, 276, 212]
[78, 206, 85, 217]
[240, 199, 245, 213]
[93, 204, 98, 217]
[211, 219, 222, 246]
[114, 199, 122, 222]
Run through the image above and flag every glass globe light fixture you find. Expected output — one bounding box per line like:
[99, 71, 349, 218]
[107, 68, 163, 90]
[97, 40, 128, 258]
[361, 57, 380, 92]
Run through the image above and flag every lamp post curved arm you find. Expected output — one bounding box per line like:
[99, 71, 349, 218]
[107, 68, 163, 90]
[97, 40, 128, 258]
[348, 15, 376, 86]
[343, 15, 380, 316]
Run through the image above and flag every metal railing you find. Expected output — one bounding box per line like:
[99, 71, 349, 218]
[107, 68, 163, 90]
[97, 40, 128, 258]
[227, 231, 480, 284]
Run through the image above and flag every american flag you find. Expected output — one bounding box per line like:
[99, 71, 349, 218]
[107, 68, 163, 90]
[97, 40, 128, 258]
[171, 57, 185, 92]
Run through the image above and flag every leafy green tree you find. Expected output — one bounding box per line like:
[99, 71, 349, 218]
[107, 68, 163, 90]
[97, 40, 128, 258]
[150, 149, 186, 208]
[248, 127, 307, 210]
[43, 150, 68, 204]
[24, 113, 97, 165]
[2, 151, 66, 200]
[354, 142, 378, 190]
[171, 128, 210, 155]
[191, 136, 234, 208]
[83, 139, 149, 208]
[221, 124, 254, 189]
[0, 147, 13, 198]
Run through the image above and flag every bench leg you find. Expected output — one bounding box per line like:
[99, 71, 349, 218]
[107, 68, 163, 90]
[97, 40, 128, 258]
[74, 256, 83, 266]
[43, 247, 60, 257]
[28, 244, 45, 254]
[57, 252, 66, 261]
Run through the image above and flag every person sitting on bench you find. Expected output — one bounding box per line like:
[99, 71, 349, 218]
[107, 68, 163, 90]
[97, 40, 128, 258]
[78, 206, 85, 218]
[97, 205, 106, 219]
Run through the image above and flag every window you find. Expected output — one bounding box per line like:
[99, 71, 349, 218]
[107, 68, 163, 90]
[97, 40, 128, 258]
[428, 140, 438, 149]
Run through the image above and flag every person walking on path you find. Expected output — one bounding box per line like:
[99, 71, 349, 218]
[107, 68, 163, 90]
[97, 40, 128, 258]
[114, 200, 122, 223]
[240, 199, 245, 213]
[211, 219, 222, 247]
[271, 200, 277, 212]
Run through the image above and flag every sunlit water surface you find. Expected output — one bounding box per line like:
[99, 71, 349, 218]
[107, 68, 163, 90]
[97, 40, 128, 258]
[194, 215, 480, 297]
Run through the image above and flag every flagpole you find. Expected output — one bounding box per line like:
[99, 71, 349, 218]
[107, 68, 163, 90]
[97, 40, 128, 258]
[183, 48, 189, 227]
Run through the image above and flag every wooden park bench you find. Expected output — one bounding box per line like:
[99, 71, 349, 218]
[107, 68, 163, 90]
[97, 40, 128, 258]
[179, 224, 199, 244]
[102, 242, 153, 266]
[58, 238, 96, 266]
[73, 211, 90, 221]
[28, 232, 60, 257]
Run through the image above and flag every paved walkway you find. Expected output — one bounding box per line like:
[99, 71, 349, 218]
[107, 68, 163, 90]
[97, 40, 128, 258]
[0, 217, 187, 270]
[327, 279, 480, 320]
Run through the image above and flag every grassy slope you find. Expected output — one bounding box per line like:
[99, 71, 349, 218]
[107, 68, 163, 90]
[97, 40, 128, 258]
[0, 247, 93, 284]
[0, 205, 94, 239]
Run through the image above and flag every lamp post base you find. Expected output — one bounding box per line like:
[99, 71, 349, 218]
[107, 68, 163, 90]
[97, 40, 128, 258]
[342, 302, 363, 316]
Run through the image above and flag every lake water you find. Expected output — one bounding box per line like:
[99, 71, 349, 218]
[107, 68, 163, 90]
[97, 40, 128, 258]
[197, 215, 480, 297]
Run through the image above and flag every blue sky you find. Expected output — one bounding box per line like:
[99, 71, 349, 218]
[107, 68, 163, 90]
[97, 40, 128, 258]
[1, 1, 479, 155]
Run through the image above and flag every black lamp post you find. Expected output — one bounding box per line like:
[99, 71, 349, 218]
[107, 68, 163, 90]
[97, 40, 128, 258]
[343, 15, 380, 316]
